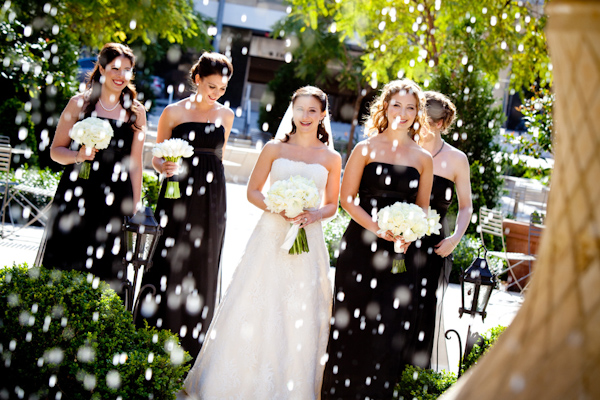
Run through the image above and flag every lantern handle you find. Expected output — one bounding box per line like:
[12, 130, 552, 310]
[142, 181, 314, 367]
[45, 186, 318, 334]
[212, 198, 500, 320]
[477, 245, 488, 258]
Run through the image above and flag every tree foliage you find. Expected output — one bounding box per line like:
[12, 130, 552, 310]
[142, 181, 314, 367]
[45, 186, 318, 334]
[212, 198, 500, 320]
[505, 86, 553, 158]
[58, 0, 203, 48]
[265, 1, 375, 152]
[328, 0, 551, 91]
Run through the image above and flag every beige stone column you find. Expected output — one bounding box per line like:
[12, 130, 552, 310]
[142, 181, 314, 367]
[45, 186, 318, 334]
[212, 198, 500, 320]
[440, 1, 600, 398]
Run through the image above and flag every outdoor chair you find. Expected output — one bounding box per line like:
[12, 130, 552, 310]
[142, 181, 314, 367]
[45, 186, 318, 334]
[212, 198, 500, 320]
[479, 207, 537, 293]
[0, 143, 55, 238]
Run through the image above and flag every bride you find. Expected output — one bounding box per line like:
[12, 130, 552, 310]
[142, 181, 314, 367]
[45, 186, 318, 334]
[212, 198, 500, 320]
[182, 86, 342, 399]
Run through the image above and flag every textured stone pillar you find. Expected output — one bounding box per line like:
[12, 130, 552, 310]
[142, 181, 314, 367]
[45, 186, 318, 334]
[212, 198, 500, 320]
[440, 1, 600, 398]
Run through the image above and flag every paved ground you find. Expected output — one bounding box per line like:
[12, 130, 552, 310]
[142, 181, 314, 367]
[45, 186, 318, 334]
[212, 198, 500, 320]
[0, 182, 523, 375]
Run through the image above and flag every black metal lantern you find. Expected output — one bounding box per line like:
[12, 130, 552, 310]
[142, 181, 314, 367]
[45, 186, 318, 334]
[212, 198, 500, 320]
[121, 206, 162, 318]
[459, 246, 496, 321]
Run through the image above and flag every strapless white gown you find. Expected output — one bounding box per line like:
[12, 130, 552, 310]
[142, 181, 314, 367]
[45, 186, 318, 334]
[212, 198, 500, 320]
[182, 158, 333, 400]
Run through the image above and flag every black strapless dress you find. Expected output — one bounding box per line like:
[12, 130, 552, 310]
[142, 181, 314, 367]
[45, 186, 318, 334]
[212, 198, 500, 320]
[322, 162, 421, 400]
[139, 122, 226, 361]
[403, 175, 455, 369]
[41, 118, 135, 286]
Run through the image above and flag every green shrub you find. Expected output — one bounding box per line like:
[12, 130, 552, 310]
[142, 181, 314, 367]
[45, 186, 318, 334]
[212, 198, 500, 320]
[0, 265, 190, 399]
[460, 325, 507, 375]
[394, 365, 457, 400]
[393, 325, 506, 399]
[323, 208, 351, 267]
[142, 171, 161, 210]
[431, 67, 504, 235]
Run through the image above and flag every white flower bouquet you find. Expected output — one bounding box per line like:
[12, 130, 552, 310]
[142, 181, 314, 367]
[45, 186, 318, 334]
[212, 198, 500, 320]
[69, 117, 114, 179]
[377, 202, 441, 273]
[264, 175, 320, 255]
[152, 138, 194, 199]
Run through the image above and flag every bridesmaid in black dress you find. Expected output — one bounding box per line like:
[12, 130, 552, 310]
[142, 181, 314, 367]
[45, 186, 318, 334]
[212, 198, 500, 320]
[138, 52, 234, 361]
[322, 79, 433, 400]
[403, 91, 472, 370]
[42, 43, 146, 289]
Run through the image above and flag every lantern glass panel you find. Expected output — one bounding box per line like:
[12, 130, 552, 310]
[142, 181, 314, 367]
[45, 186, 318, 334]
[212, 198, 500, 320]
[464, 281, 476, 313]
[136, 232, 154, 260]
[476, 285, 492, 313]
[125, 231, 137, 260]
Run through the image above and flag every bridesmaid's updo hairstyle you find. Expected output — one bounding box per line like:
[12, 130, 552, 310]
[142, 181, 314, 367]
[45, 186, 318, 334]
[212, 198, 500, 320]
[366, 79, 429, 142]
[424, 91, 457, 133]
[283, 85, 330, 146]
[190, 52, 233, 88]
[83, 43, 140, 128]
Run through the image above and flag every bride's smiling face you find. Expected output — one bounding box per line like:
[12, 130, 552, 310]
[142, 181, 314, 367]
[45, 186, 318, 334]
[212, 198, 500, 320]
[292, 95, 325, 134]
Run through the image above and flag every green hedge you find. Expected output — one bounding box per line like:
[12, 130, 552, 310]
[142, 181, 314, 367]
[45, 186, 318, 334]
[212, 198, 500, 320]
[0, 265, 190, 399]
[394, 325, 507, 399]
[460, 325, 506, 375]
[395, 366, 457, 400]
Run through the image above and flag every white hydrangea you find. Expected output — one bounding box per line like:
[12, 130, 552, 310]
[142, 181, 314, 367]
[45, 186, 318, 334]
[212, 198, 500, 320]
[377, 202, 429, 243]
[264, 175, 320, 218]
[69, 117, 114, 149]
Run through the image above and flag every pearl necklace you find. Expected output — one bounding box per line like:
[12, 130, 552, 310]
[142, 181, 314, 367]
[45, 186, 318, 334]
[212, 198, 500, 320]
[99, 98, 120, 112]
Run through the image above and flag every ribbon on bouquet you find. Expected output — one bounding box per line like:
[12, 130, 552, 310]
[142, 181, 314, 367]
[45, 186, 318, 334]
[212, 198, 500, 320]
[280, 223, 310, 255]
[281, 224, 301, 251]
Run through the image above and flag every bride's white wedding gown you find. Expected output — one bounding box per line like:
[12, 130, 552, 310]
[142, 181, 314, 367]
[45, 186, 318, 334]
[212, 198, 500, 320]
[182, 158, 333, 400]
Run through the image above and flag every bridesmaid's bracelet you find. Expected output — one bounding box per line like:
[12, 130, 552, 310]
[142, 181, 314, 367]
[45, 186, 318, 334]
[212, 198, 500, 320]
[74, 151, 82, 165]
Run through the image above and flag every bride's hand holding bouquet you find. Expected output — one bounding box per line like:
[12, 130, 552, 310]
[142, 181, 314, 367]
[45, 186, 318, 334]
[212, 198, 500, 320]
[153, 138, 194, 199]
[69, 117, 113, 179]
[264, 175, 321, 255]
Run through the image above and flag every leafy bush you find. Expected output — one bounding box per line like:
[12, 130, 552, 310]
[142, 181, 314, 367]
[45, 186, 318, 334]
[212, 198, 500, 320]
[323, 208, 351, 267]
[430, 67, 504, 234]
[499, 153, 552, 185]
[394, 325, 506, 399]
[142, 171, 161, 210]
[395, 365, 457, 400]
[461, 325, 507, 375]
[0, 265, 190, 399]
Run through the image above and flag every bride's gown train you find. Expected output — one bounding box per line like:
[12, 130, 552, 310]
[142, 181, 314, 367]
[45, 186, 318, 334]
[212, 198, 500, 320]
[183, 158, 333, 399]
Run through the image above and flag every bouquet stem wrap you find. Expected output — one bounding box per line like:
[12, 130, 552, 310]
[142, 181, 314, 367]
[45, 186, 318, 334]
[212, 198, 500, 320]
[152, 139, 194, 200]
[281, 224, 309, 255]
[391, 241, 406, 273]
[163, 156, 182, 199]
[78, 161, 91, 179]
